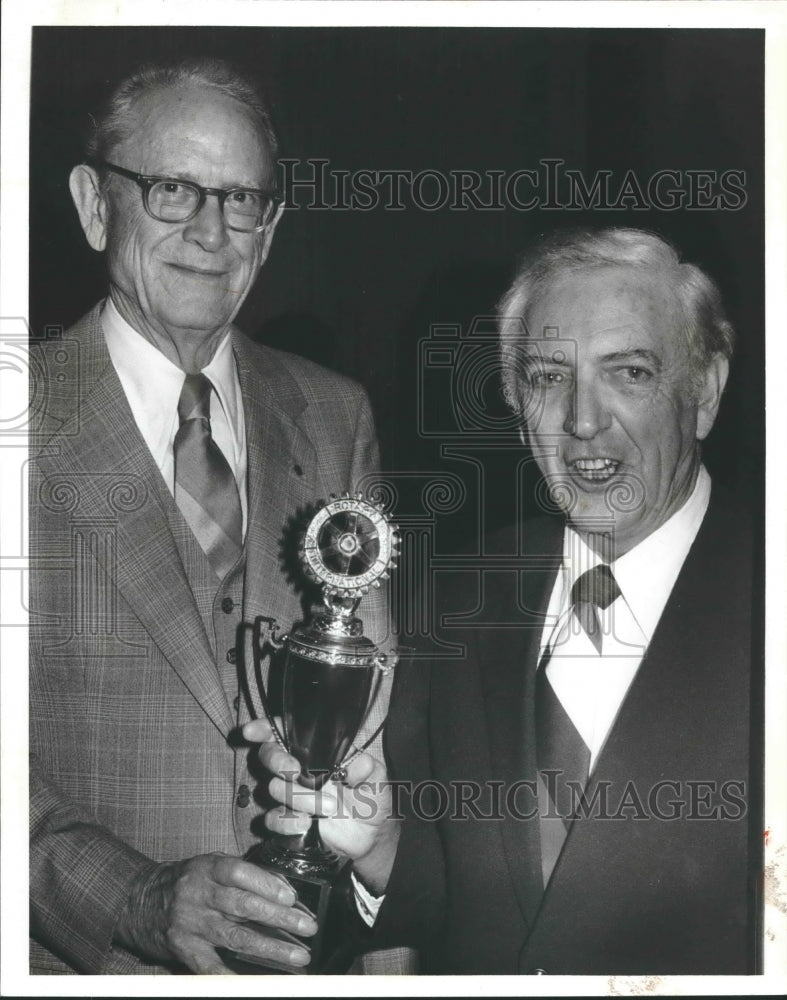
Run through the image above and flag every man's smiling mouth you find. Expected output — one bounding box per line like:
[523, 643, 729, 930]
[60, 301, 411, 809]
[569, 457, 620, 482]
[169, 262, 228, 277]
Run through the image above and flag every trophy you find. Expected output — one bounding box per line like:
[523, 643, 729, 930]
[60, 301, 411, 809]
[230, 492, 398, 974]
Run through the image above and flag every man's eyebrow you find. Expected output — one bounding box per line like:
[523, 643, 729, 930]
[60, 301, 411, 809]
[516, 347, 662, 369]
[600, 349, 662, 369]
[143, 166, 194, 180]
[148, 168, 267, 189]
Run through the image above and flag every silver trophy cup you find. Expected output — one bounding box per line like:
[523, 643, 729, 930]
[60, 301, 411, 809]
[231, 494, 397, 974]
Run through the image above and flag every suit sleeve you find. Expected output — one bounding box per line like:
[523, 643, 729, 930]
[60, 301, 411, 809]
[28, 454, 158, 973]
[346, 386, 393, 752]
[29, 747, 158, 972]
[339, 383, 447, 967]
[358, 656, 448, 956]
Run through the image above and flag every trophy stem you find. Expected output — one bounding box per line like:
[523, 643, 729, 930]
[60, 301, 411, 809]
[302, 817, 329, 854]
[247, 815, 341, 878]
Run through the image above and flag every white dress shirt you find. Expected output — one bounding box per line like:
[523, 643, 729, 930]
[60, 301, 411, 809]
[355, 466, 712, 921]
[102, 298, 248, 536]
[540, 465, 711, 771]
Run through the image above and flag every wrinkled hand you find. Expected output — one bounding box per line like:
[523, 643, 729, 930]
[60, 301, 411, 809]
[115, 852, 317, 974]
[244, 718, 400, 895]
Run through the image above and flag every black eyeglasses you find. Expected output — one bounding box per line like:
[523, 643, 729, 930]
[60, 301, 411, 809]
[96, 160, 282, 233]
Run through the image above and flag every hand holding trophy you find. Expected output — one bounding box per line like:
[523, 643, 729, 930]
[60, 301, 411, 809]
[230, 493, 398, 974]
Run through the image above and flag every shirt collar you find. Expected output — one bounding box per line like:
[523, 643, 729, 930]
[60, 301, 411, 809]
[102, 296, 240, 438]
[560, 466, 711, 642]
[201, 325, 242, 438]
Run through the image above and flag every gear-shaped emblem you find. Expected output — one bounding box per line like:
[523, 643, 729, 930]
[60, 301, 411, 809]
[301, 493, 397, 597]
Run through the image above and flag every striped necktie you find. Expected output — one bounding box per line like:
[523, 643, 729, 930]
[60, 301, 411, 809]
[174, 373, 243, 579]
[537, 564, 621, 825]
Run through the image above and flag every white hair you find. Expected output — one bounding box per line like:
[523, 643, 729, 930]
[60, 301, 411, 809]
[85, 56, 278, 165]
[498, 227, 735, 411]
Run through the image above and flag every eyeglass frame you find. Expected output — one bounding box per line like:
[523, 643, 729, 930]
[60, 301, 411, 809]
[93, 159, 283, 233]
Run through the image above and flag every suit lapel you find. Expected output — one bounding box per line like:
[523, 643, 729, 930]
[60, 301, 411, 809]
[583, 492, 744, 789]
[35, 305, 233, 735]
[476, 518, 562, 929]
[525, 493, 752, 965]
[232, 334, 317, 626]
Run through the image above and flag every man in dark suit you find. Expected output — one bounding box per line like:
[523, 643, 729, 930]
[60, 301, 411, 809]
[253, 228, 758, 974]
[29, 57, 395, 974]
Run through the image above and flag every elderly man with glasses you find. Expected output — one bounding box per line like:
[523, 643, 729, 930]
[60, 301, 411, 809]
[29, 57, 394, 976]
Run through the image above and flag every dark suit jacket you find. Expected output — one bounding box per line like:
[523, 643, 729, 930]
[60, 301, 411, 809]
[29, 303, 393, 974]
[374, 493, 759, 974]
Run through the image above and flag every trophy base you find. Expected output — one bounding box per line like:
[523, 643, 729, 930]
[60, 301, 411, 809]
[221, 838, 354, 974]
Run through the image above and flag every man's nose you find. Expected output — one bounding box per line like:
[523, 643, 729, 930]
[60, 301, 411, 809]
[563, 378, 612, 438]
[182, 195, 230, 252]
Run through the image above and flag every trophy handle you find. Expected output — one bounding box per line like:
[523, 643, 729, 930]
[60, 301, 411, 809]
[252, 614, 290, 753]
[327, 646, 408, 780]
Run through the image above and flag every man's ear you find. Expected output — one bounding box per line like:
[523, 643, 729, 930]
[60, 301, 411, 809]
[68, 164, 108, 251]
[256, 200, 285, 269]
[695, 352, 730, 441]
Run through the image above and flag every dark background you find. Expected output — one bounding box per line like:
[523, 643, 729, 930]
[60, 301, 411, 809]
[30, 27, 764, 541]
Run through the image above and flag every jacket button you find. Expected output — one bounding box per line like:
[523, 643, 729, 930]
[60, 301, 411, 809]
[221, 597, 235, 614]
[232, 695, 240, 712]
[226, 647, 237, 664]
[236, 784, 251, 808]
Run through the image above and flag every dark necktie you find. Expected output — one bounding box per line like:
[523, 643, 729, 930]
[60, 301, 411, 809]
[536, 564, 621, 826]
[173, 373, 243, 579]
[571, 562, 621, 654]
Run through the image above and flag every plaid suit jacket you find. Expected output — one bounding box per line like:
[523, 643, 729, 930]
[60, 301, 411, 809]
[29, 303, 397, 974]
